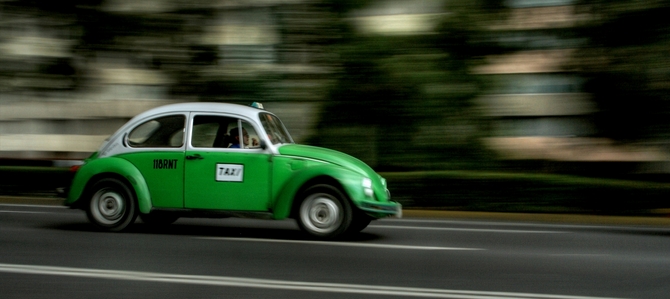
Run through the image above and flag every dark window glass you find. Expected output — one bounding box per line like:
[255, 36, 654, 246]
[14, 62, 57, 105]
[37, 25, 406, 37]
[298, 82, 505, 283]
[191, 115, 262, 149]
[128, 115, 185, 148]
[191, 115, 236, 148]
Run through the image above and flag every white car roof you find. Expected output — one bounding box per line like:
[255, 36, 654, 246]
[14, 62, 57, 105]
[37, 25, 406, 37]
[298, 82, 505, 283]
[130, 102, 265, 121]
[97, 102, 277, 157]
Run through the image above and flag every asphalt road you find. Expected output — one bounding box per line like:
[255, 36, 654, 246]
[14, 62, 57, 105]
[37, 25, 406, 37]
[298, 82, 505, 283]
[1, 203, 670, 299]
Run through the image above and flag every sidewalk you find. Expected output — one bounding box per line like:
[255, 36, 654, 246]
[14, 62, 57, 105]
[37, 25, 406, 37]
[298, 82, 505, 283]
[402, 209, 670, 226]
[2, 195, 670, 227]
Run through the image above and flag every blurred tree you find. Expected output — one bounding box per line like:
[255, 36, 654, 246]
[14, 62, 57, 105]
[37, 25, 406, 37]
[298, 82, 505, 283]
[311, 0, 508, 170]
[0, 0, 510, 169]
[570, 0, 670, 142]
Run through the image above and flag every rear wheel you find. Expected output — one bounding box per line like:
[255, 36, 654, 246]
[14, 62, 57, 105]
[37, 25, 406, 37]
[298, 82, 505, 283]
[86, 178, 137, 232]
[297, 185, 352, 239]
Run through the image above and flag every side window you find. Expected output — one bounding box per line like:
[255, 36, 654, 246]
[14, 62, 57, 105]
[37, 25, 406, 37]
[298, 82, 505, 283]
[128, 115, 185, 148]
[191, 115, 235, 148]
[191, 115, 260, 149]
[239, 121, 260, 149]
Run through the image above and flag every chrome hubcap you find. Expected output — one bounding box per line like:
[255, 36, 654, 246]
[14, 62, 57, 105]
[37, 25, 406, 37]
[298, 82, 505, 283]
[91, 188, 126, 225]
[300, 194, 342, 234]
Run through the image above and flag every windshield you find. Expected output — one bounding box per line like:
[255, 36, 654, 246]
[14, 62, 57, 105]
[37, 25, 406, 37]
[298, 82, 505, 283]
[260, 112, 294, 145]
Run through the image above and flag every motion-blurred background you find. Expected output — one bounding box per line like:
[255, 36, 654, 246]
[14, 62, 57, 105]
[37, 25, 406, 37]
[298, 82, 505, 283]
[2, 0, 670, 213]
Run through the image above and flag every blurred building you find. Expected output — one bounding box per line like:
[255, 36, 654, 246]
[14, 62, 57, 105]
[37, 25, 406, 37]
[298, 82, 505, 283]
[349, 0, 445, 36]
[0, 0, 323, 161]
[474, 0, 670, 171]
[0, 3, 178, 160]
[2, 0, 669, 175]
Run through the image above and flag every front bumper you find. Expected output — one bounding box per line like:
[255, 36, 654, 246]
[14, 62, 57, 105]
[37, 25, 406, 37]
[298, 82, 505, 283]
[357, 200, 402, 218]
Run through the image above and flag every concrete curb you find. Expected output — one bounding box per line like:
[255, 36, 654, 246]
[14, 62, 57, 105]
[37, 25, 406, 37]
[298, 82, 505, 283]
[0, 196, 65, 206]
[402, 209, 670, 226]
[2, 196, 669, 227]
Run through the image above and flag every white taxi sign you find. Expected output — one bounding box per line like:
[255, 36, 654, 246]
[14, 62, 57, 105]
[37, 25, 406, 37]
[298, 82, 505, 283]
[216, 164, 244, 182]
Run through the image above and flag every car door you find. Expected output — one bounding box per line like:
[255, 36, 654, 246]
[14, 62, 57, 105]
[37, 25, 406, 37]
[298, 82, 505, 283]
[183, 113, 272, 211]
[117, 113, 186, 209]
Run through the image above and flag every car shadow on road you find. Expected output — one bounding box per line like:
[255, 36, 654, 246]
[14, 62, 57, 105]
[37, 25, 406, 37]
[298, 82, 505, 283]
[50, 219, 384, 242]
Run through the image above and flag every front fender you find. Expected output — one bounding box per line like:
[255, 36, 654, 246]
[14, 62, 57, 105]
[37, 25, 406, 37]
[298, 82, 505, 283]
[271, 164, 366, 220]
[65, 157, 152, 214]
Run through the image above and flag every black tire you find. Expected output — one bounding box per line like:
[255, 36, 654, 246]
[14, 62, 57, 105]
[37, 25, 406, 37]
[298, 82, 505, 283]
[296, 184, 352, 239]
[139, 212, 179, 226]
[347, 212, 373, 234]
[85, 178, 138, 232]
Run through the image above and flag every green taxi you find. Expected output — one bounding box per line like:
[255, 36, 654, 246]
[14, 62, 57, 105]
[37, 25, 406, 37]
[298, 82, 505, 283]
[65, 102, 401, 238]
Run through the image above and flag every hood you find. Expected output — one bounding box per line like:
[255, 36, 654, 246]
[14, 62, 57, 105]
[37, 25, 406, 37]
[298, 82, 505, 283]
[278, 144, 377, 178]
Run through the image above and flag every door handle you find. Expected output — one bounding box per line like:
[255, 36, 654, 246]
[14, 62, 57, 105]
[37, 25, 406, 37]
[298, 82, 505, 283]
[186, 154, 203, 160]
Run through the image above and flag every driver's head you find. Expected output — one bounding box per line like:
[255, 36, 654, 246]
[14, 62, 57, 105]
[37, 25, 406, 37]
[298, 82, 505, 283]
[229, 127, 249, 145]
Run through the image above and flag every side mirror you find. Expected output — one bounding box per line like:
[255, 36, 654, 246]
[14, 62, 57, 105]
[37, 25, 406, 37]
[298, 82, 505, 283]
[259, 140, 268, 150]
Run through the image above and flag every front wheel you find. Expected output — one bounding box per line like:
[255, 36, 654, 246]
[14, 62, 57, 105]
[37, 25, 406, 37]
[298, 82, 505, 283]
[297, 185, 352, 239]
[86, 178, 137, 232]
[347, 213, 373, 234]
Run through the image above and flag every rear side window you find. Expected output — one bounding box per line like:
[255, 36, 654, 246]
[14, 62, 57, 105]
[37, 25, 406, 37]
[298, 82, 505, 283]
[128, 115, 185, 148]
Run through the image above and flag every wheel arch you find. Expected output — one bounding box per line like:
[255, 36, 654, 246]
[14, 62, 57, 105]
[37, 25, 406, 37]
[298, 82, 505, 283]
[289, 176, 348, 219]
[271, 165, 364, 220]
[80, 173, 135, 205]
[66, 157, 152, 214]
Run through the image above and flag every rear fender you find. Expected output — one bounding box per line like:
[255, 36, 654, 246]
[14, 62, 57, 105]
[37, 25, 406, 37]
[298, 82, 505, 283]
[66, 157, 152, 214]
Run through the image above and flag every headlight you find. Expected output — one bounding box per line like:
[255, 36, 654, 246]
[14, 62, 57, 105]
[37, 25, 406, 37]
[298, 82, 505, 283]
[362, 178, 374, 197]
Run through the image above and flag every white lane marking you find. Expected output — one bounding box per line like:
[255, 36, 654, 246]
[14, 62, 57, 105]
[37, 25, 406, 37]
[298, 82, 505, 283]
[0, 210, 49, 214]
[549, 254, 611, 257]
[369, 225, 567, 234]
[198, 237, 483, 251]
[382, 218, 557, 226]
[0, 263, 630, 299]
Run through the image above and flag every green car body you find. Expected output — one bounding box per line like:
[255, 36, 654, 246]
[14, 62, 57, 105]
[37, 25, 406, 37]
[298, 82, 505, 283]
[65, 102, 401, 238]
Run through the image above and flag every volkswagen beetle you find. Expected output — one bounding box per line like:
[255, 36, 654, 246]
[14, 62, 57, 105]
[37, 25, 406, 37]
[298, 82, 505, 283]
[65, 102, 401, 238]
